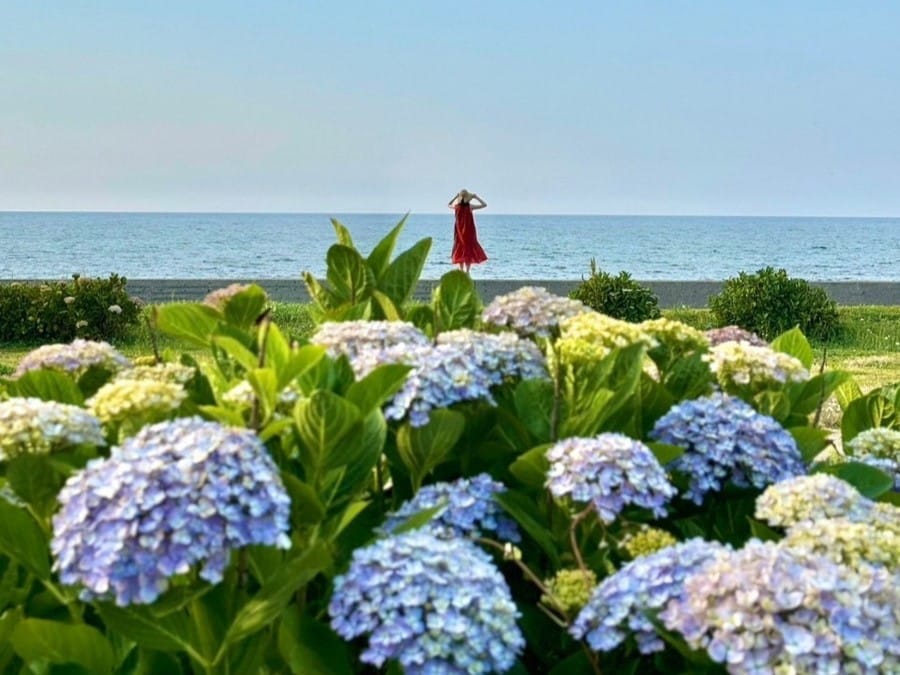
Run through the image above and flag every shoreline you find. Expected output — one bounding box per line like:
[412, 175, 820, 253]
[2, 279, 897, 307]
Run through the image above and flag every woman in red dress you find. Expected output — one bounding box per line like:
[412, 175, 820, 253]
[448, 188, 488, 273]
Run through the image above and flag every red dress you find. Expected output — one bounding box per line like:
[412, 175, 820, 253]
[451, 203, 488, 266]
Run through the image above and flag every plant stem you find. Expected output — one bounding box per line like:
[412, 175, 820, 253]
[569, 508, 592, 575]
[549, 338, 563, 442]
[146, 307, 162, 364]
[812, 346, 828, 428]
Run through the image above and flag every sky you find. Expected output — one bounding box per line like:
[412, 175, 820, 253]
[1, 1, 899, 216]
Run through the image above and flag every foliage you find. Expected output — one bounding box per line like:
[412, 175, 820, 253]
[709, 266, 841, 341]
[569, 258, 661, 322]
[0, 221, 897, 675]
[0, 274, 140, 344]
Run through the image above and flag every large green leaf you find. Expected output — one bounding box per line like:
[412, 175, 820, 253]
[6, 454, 65, 520]
[247, 367, 279, 422]
[345, 363, 411, 415]
[816, 461, 894, 499]
[330, 218, 355, 247]
[787, 370, 850, 417]
[514, 379, 554, 442]
[155, 303, 222, 347]
[771, 327, 814, 369]
[841, 392, 895, 443]
[0, 497, 50, 579]
[4, 369, 84, 404]
[97, 604, 199, 657]
[508, 444, 551, 490]
[367, 215, 407, 279]
[834, 377, 864, 411]
[219, 542, 330, 652]
[211, 336, 258, 372]
[379, 237, 432, 307]
[222, 284, 268, 330]
[321, 409, 387, 510]
[294, 391, 362, 477]
[395, 410, 465, 489]
[276, 344, 326, 391]
[432, 270, 480, 333]
[278, 606, 353, 675]
[282, 473, 326, 526]
[788, 426, 832, 463]
[663, 352, 713, 401]
[326, 244, 373, 305]
[11, 619, 115, 675]
[301, 272, 339, 310]
[370, 289, 401, 321]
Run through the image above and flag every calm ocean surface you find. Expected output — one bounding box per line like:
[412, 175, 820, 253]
[1, 212, 898, 281]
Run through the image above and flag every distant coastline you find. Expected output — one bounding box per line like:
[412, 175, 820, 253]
[2, 279, 885, 308]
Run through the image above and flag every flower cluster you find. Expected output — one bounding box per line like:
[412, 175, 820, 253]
[661, 540, 900, 673]
[220, 380, 301, 412]
[328, 531, 524, 674]
[117, 362, 196, 385]
[754, 474, 873, 527]
[703, 341, 809, 391]
[572, 539, 730, 654]
[202, 282, 259, 310]
[545, 433, 676, 523]
[556, 313, 658, 364]
[481, 286, 589, 338]
[87, 379, 187, 426]
[51, 418, 291, 606]
[651, 393, 805, 504]
[435, 329, 548, 382]
[379, 473, 520, 542]
[542, 569, 597, 615]
[782, 517, 900, 571]
[310, 320, 430, 361]
[705, 325, 768, 347]
[0, 397, 105, 461]
[639, 317, 709, 355]
[846, 427, 900, 489]
[13, 339, 131, 379]
[618, 526, 678, 560]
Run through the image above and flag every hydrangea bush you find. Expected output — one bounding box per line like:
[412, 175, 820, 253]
[0, 397, 105, 460]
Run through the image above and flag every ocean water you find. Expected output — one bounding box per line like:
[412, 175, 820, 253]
[1, 211, 898, 281]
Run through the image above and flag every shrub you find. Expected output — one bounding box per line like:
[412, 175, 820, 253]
[709, 267, 841, 341]
[569, 259, 661, 322]
[0, 274, 140, 344]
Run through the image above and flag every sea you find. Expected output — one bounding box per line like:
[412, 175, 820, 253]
[1, 212, 898, 281]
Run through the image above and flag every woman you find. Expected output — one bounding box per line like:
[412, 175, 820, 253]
[448, 188, 488, 274]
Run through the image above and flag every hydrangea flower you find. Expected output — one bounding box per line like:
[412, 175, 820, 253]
[650, 393, 805, 504]
[13, 339, 131, 379]
[116, 362, 196, 385]
[782, 517, 900, 571]
[545, 433, 676, 523]
[571, 539, 730, 654]
[220, 380, 301, 412]
[51, 418, 291, 606]
[542, 569, 597, 615]
[378, 473, 520, 542]
[661, 540, 900, 674]
[846, 427, 900, 489]
[86, 379, 187, 426]
[705, 326, 768, 347]
[481, 286, 589, 338]
[754, 474, 874, 527]
[703, 341, 809, 391]
[435, 329, 547, 382]
[0, 397, 105, 461]
[310, 320, 430, 361]
[328, 531, 524, 674]
[556, 313, 658, 365]
[639, 317, 710, 355]
[619, 526, 678, 560]
[202, 283, 260, 310]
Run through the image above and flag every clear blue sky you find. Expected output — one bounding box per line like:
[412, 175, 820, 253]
[2, 1, 898, 215]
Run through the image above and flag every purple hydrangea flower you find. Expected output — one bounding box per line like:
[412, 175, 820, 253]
[661, 540, 900, 674]
[379, 473, 520, 542]
[650, 393, 805, 504]
[546, 433, 677, 523]
[481, 286, 589, 338]
[571, 538, 730, 654]
[328, 531, 524, 674]
[51, 417, 291, 606]
[14, 339, 131, 379]
[705, 326, 768, 347]
[310, 320, 430, 361]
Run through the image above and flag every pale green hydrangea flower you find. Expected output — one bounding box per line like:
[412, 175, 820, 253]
[116, 362, 196, 385]
[639, 318, 709, 354]
[782, 516, 900, 571]
[703, 341, 809, 391]
[619, 526, 679, 559]
[0, 397, 105, 460]
[557, 313, 658, 364]
[87, 379, 187, 426]
[220, 380, 301, 411]
[755, 474, 873, 527]
[542, 569, 598, 615]
[848, 427, 900, 460]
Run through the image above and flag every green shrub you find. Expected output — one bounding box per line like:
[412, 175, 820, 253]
[0, 274, 140, 343]
[569, 259, 661, 322]
[709, 266, 841, 341]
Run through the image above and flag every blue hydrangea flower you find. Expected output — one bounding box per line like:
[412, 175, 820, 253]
[328, 531, 524, 674]
[571, 538, 730, 654]
[378, 473, 520, 542]
[310, 320, 431, 361]
[51, 417, 291, 606]
[481, 286, 589, 338]
[650, 393, 805, 504]
[545, 433, 677, 523]
[661, 540, 900, 674]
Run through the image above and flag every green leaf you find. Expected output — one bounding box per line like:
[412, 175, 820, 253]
[331, 217, 355, 247]
[816, 461, 894, 499]
[211, 336, 258, 372]
[246, 368, 279, 422]
[277, 344, 326, 391]
[155, 303, 222, 347]
[97, 604, 198, 656]
[645, 441, 685, 466]
[663, 352, 713, 400]
[367, 215, 407, 279]
[321, 409, 387, 510]
[222, 284, 268, 329]
[370, 289, 401, 321]
[282, 473, 326, 526]
[278, 606, 353, 675]
[494, 491, 560, 566]
[390, 503, 446, 535]
[6, 454, 64, 519]
[345, 363, 412, 415]
[5, 369, 83, 405]
[432, 270, 480, 332]
[395, 410, 465, 489]
[302, 272, 338, 310]
[771, 327, 813, 368]
[513, 379, 554, 442]
[841, 393, 890, 443]
[508, 444, 551, 490]
[11, 619, 115, 675]
[748, 517, 782, 542]
[835, 377, 864, 411]
[788, 426, 832, 463]
[294, 391, 363, 475]
[326, 244, 373, 305]
[379, 237, 432, 307]
[220, 542, 330, 651]
[0, 497, 50, 579]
